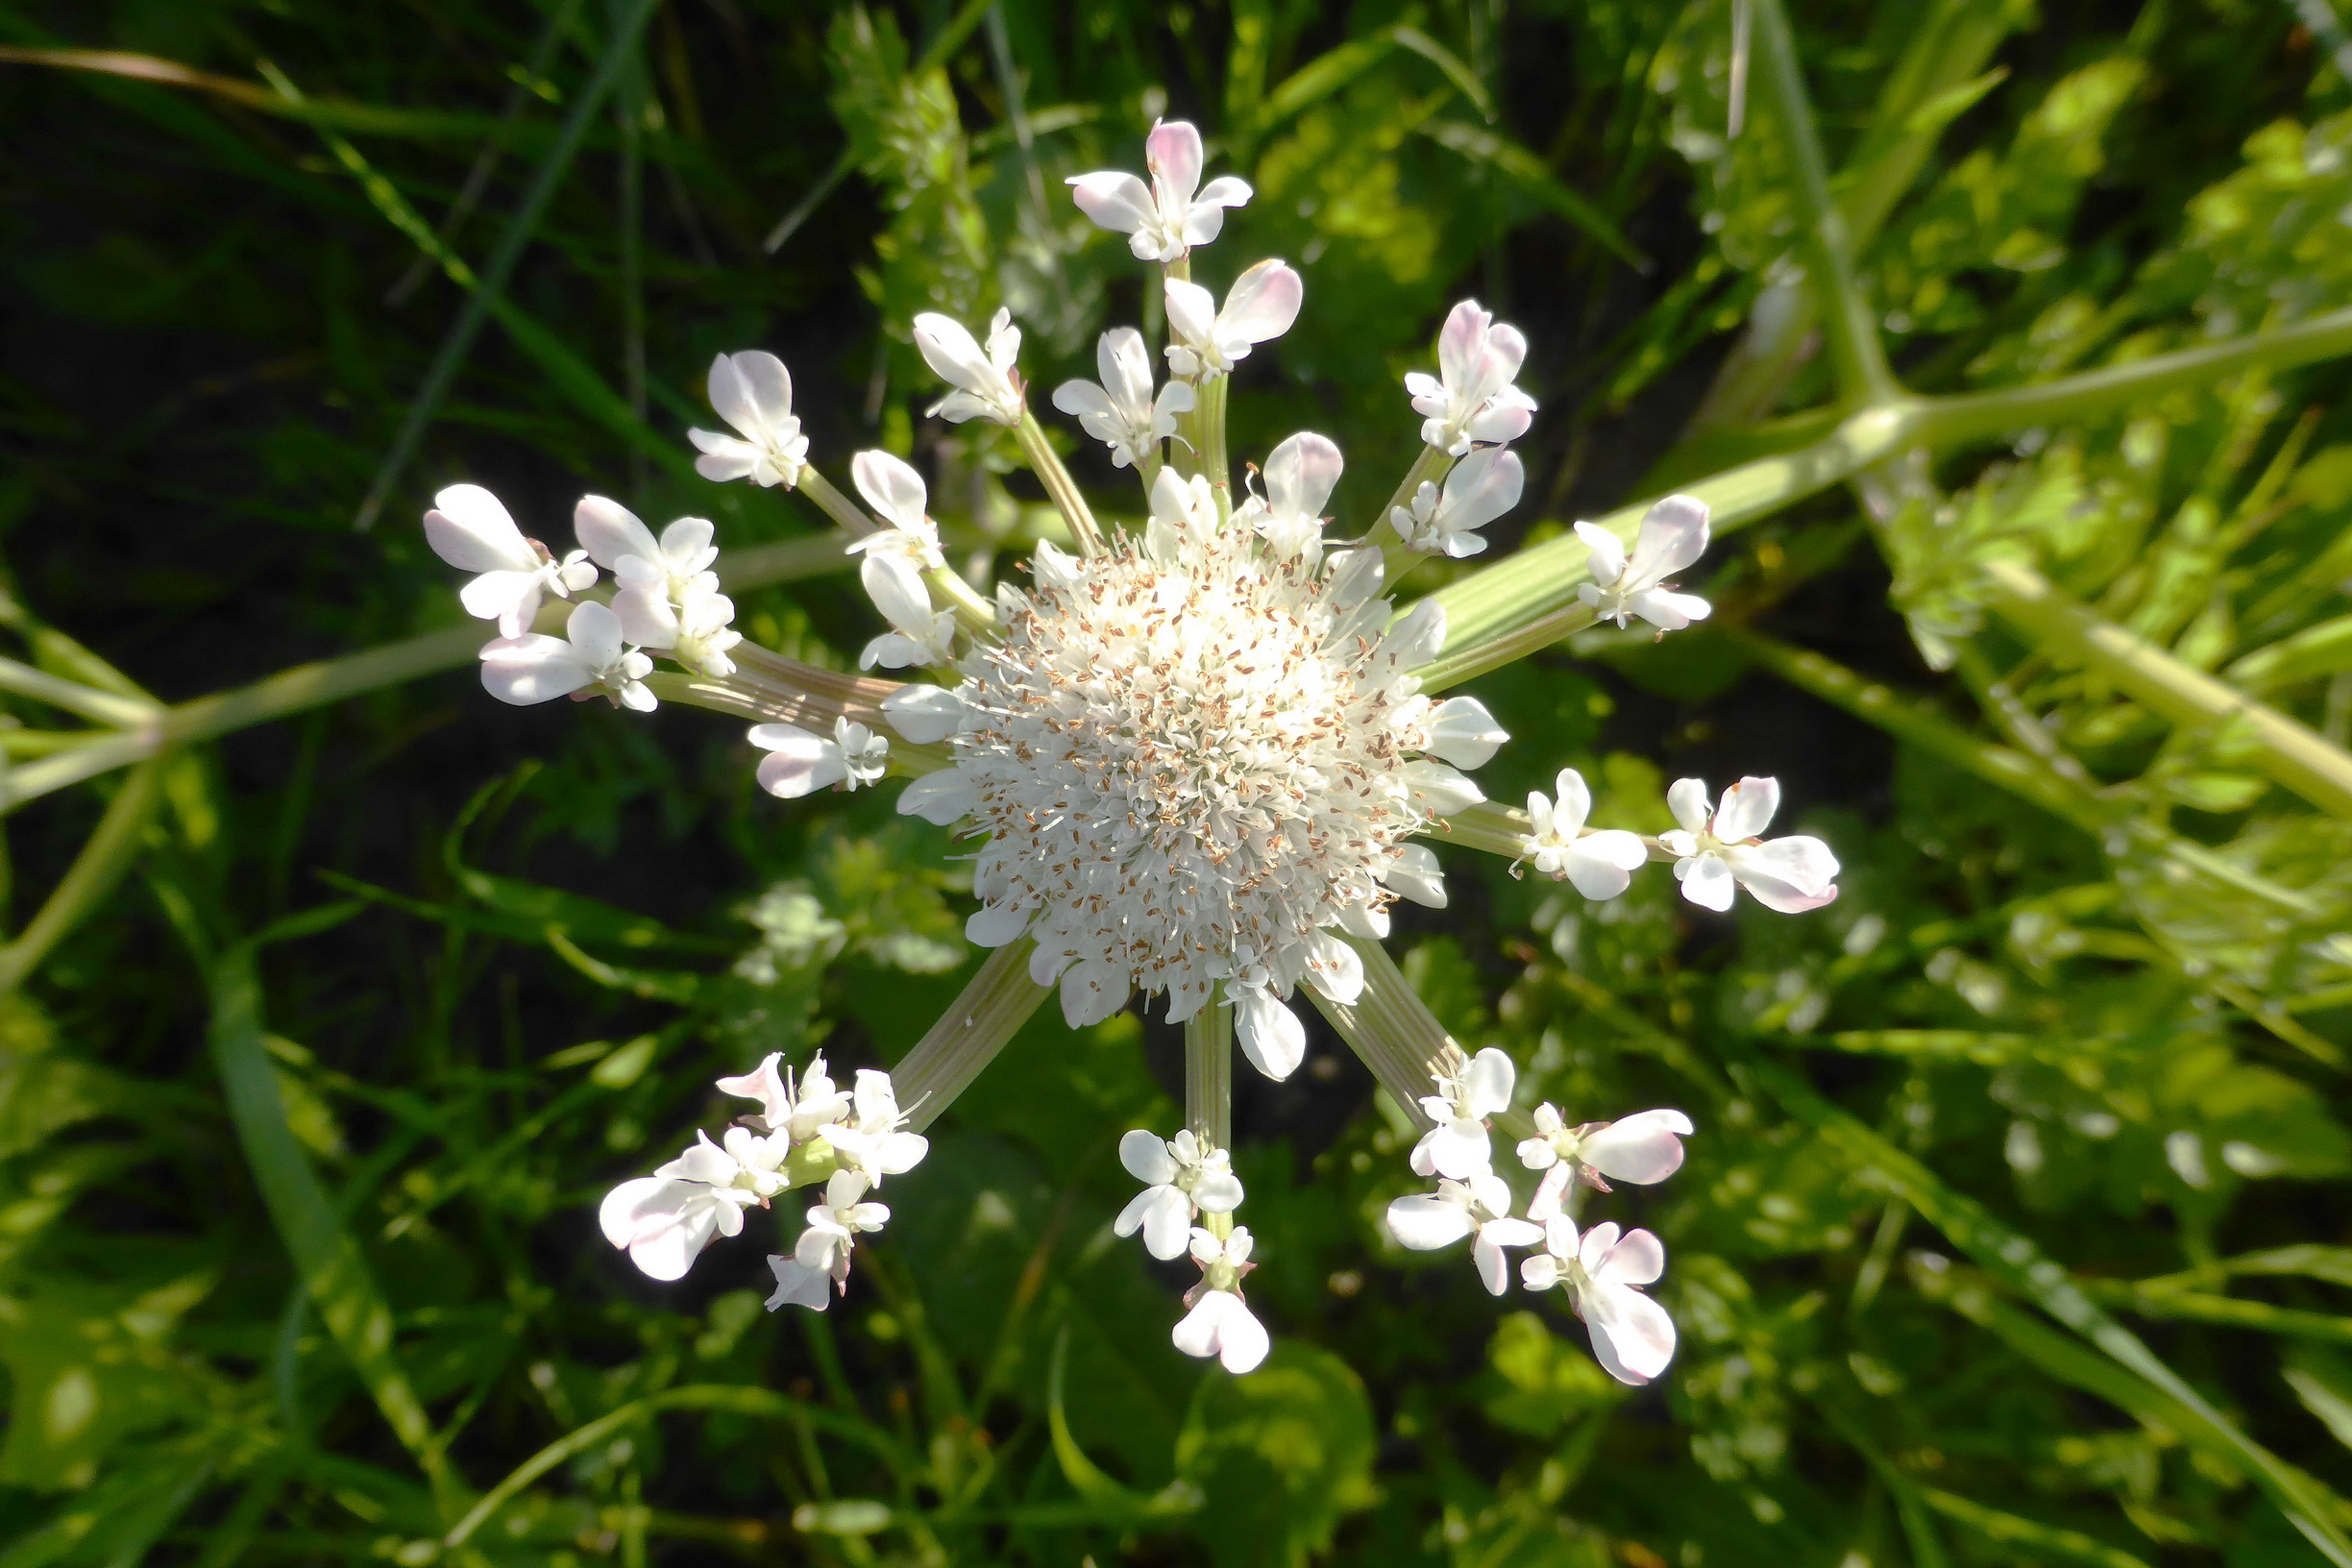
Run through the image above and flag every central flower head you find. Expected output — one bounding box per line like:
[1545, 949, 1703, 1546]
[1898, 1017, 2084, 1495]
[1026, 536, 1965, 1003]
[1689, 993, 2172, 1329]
[940, 471, 1486, 1031]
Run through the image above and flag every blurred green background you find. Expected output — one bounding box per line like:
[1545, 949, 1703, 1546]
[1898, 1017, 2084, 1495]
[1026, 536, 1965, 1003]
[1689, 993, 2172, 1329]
[6, 0, 2352, 1563]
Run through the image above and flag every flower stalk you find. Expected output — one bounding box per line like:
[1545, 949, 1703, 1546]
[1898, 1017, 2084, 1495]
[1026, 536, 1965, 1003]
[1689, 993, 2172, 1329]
[888, 940, 1051, 1133]
[1185, 1000, 1235, 1150]
[1016, 412, 1104, 554]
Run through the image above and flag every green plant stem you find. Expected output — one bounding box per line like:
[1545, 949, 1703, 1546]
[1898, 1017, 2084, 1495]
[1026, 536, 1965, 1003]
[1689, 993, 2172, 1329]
[1197, 373, 1232, 520]
[1311, 935, 1532, 1140]
[1017, 412, 1103, 554]
[800, 466, 995, 631]
[0, 655, 159, 727]
[1981, 559, 2352, 819]
[1185, 1000, 1234, 1149]
[1749, 0, 1896, 405]
[889, 940, 1049, 1132]
[1415, 600, 1598, 693]
[796, 466, 876, 535]
[0, 755, 165, 990]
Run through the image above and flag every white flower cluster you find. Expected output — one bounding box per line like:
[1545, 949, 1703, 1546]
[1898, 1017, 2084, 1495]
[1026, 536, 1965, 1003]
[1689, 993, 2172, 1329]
[415, 114, 1854, 1383]
[598, 1052, 927, 1310]
[1111, 1130, 1267, 1372]
[424, 484, 746, 710]
[1386, 1046, 1691, 1385]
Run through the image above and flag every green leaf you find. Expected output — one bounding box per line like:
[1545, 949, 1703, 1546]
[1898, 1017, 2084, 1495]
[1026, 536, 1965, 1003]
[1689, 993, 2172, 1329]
[1175, 1341, 1378, 1568]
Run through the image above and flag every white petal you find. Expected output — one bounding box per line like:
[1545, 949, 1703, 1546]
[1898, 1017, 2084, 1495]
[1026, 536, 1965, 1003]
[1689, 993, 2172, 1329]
[425, 485, 535, 573]
[1379, 598, 1448, 671]
[1627, 588, 1712, 631]
[1194, 1169, 1245, 1213]
[1066, 170, 1156, 234]
[1425, 696, 1507, 769]
[1295, 928, 1363, 1005]
[599, 1176, 671, 1249]
[1059, 959, 1129, 1027]
[1630, 494, 1710, 583]
[1585, 1282, 1677, 1384]
[1383, 843, 1448, 908]
[457, 570, 540, 628]
[1164, 278, 1218, 352]
[1580, 1111, 1692, 1186]
[611, 583, 677, 649]
[1711, 776, 1781, 842]
[851, 450, 928, 533]
[1594, 1225, 1668, 1287]
[1385, 1193, 1475, 1251]
[753, 731, 847, 798]
[1574, 520, 1627, 586]
[1263, 431, 1343, 523]
[1677, 852, 1737, 912]
[628, 1198, 724, 1282]
[896, 770, 978, 826]
[1439, 448, 1524, 532]
[965, 899, 1030, 946]
[861, 551, 935, 637]
[1665, 777, 1713, 834]
[1474, 1235, 1514, 1296]
[478, 634, 594, 705]
[1119, 1129, 1180, 1186]
[1403, 760, 1484, 815]
[880, 684, 968, 744]
[574, 494, 658, 572]
[1235, 989, 1307, 1081]
[765, 1255, 834, 1311]
[1462, 1047, 1516, 1117]
[1116, 1186, 1194, 1259]
[1564, 834, 1645, 901]
[1426, 1122, 1494, 1182]
[1146, 119, 1204, 206]
[1326, 547, 1384, 609]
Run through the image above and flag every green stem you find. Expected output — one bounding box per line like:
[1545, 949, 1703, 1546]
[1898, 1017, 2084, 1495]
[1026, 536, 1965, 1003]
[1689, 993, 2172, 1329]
[0, 655, 158, 727]
[1981, 559, 2352, 820]
[1310, 935, 1532, 1140]
[1017, 412, 1104, 554]
[1414, 600, 1598, 693]
[0, 755, 165, 991]
[1197, 373, 1232, 520]
[889, 940, 1050, 1132]
[1185, 1000, 1234, 1149]
[1750, 0, 1896, 405]
[797, 467, 878, 536]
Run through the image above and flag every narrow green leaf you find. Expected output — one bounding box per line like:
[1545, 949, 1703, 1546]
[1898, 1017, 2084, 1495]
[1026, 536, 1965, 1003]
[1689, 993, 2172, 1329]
[1418, 119, 1645, 266]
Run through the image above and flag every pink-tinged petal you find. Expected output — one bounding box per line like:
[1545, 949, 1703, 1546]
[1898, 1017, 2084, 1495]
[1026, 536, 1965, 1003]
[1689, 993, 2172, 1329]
[1475, 322, 1530, 394]
[752, 729, 847, 800]
[896, 770, 976, 826]
[1463, 1047, 1516, 1117]
[1574, 520, 1627, 586]
[1220, 259, 1304, 345]
[1627, 588, 1711, 631]
[1119, 1129, 1179, 1186]
[425, 485, 534, 573]
[715, 1054, 787, 1118]
[1585, 1283, 1677, 1384]
[1677, 852, 1737, 912]
[1463, 386, 1537, 446]
[1712, 775, 1781, 842]
[1426, 695, 1507, 769]
[1726, 841, 1841, 912]
[1145, 118, 1204, 206]
[1436, 300, 1489, 391]
[1442, 448, 1525, 532]
[479, 635, 593, 705]
[1264, 431, 1343, 522]
[1236, 988, 1308, 1080]
[1581, 1111, 1691, 1185]
[765, 1256, 834, 1311]
[1665, 777, 1713, 834]
[1173, 1291, 1268, 1374]
[1066, 170, 1156, 233]
[574, 495, 658, 571]
[1595, 1226, 1667, 1287]
[1386, 1193, 1476, 1250]
[1631, 494, 1710, 581]
[851, 450, 928, 532]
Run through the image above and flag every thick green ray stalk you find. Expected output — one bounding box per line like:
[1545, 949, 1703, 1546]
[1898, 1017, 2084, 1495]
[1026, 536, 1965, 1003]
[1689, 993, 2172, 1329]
[890, 940, 1050, 1132]
[1017, 412, 1105, 554]
[1186, 999, 1234, 1150]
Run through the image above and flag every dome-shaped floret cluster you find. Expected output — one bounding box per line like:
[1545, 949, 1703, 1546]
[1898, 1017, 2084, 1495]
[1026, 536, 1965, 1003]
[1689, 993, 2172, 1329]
[902, 469, 1499, 1065]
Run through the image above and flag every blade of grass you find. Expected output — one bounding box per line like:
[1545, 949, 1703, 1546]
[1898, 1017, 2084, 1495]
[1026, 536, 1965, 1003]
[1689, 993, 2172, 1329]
[1732, 1044, 2352, 1565]
[353, 0, 662, 530]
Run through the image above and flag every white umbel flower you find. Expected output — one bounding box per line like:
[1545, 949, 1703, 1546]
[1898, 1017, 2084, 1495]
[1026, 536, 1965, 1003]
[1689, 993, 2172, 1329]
[479, 600, 655, 711]
[1391, 447, 1524, 559]
[1066, 119, 1254, 262]
[1052, 327, 1195, 469]
[690, 351, 809, 488]
[616, 577, 742, 678]
[1660, 776, 1840, 914]
[1165, 259, 1303, 380]
[1385, 1169, 1544, 1296]
[1407, 300, 1537, 456]
[749, 718, 889, 798]
[1521, 1105, 1694, 1203]
[846, 451, 945, 570]
[1115, 1129, 1245, 1260]
[716, 1051, 849, 1140]
[1521, 1216, 1676, 1385]
[906, 462, 1488, 1035]
[1519, 767, 1648, 898]
[424, 483, 596, 637]
[858, 553, 959, 670]
[914, 308, 1025, 427]
[1412, 1046, 1517, 1180]
[1236, 431, 1343, 566]
[766, 1169, 891, 1311]
[1577, 496, 1713, 632]
[599, 1131, 772, 1281]
[1173, 1226, 1269, 1374]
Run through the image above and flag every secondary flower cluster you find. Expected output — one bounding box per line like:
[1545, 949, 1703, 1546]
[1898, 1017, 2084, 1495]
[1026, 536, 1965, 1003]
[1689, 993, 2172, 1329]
[1386, 1047, 1690, 1384]
[598, 1053, 926, 1309]
[420, 116, 1845, 1384]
